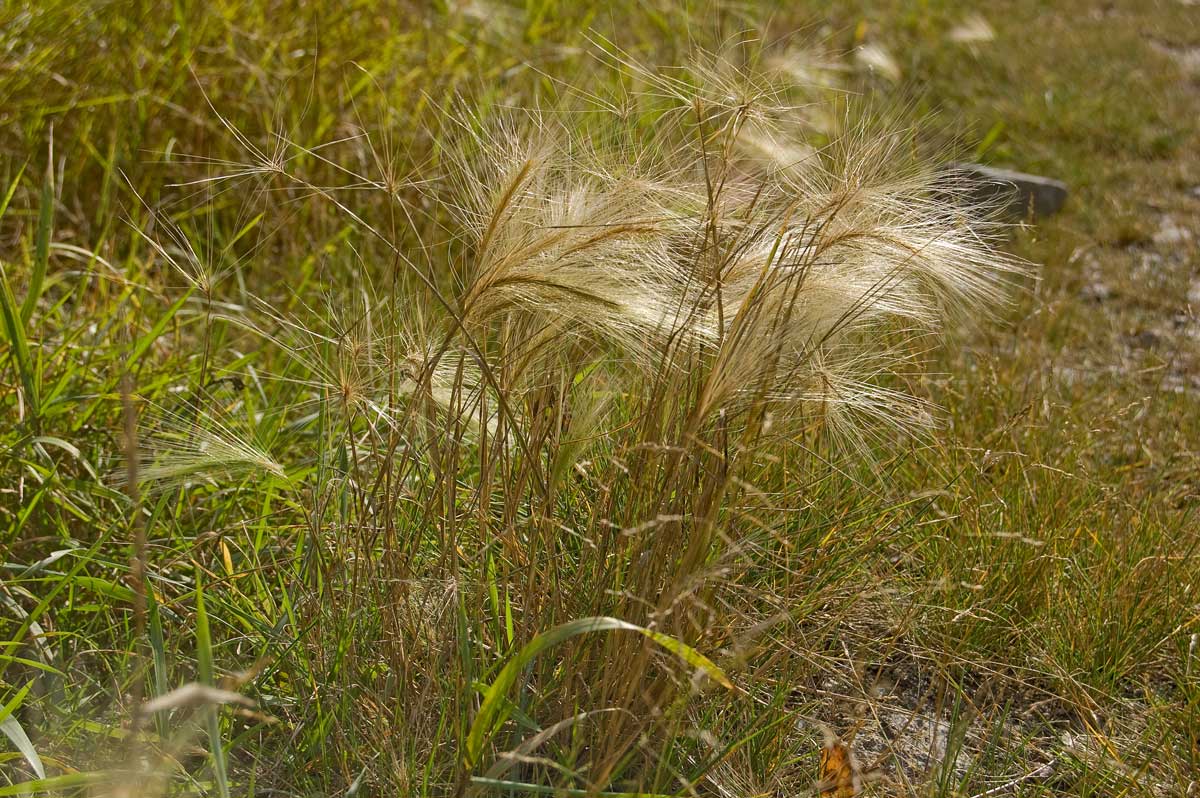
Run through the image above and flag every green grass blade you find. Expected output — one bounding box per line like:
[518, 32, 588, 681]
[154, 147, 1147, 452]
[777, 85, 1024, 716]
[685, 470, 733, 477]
[226, 211, 264, 248]
[0, 680, 44, 778]
[147, 591, 170, 739]
[20, 160, 53, 325]
[464, 616, 730, 770]
[974, 120, 1007, 161]
[0, 162, 27, 223]
[0, 262, 39, 423]
[486, 552, 503, 645]
[195, 570, 231, 798]
[0, 773, 107, 797]
[639, 629, 733, 689]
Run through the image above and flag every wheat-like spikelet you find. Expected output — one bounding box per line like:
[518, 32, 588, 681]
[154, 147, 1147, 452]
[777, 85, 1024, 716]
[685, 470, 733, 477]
[118, 402, 285, 492]
[450, 123, 704, 379]
[616, 57, 1021, 443]
[432, 82, 1023, 452]
[684, 181, 1017, 441]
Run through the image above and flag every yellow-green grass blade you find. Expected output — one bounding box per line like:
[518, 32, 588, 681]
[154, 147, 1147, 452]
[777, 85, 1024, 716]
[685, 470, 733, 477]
[464, 616, 731, 770]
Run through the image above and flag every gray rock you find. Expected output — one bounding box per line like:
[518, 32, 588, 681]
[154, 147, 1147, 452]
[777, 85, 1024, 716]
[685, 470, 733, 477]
[944, 162, 1069, 220]
[1153, 215, 1193, 247]
[1079, 281, 1113, 303]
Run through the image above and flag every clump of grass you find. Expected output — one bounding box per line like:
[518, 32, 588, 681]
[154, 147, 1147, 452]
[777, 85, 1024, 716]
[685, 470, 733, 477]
[4, 3, 1197, 797]
[4, 24, 1025, 794]
[167, 44, 1023, 792]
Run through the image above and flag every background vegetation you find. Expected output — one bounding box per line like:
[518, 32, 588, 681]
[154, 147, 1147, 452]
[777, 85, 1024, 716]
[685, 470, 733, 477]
[0, 1, 1197, 796]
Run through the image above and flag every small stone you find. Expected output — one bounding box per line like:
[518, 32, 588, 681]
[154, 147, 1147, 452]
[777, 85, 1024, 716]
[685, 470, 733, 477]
[1149, 40, 1200, 75]
[944, 162, 1069, 220]
[1153, 216, 1193, 247]
[1080, 282, 1113, 303]
[1132, 329, 1163, 349]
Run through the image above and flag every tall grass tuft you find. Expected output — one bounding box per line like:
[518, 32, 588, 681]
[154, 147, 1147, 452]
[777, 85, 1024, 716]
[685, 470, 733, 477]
[0, 14, 1056, 795]
[124, 44, 1023, 792]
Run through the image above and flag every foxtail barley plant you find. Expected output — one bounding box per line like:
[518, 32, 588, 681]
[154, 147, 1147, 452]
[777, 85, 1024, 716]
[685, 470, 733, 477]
[4, 26, 1028, 795]
[128, 47, 1023, 792]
